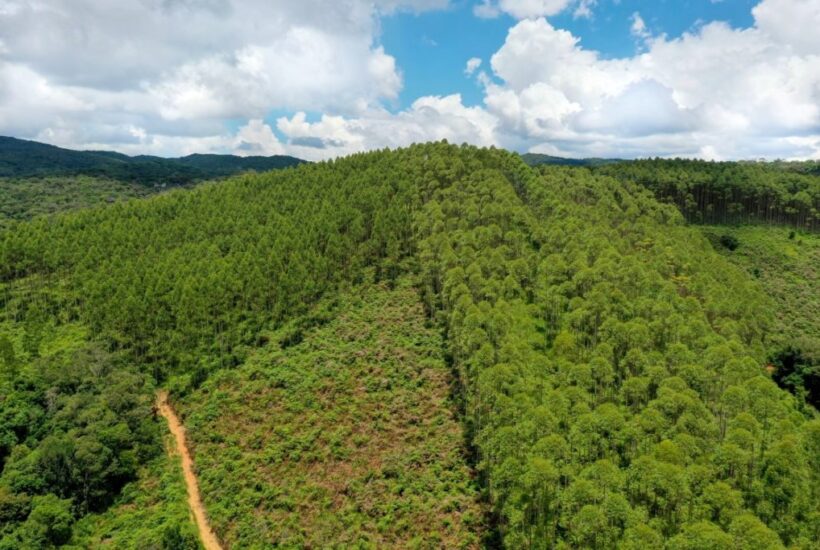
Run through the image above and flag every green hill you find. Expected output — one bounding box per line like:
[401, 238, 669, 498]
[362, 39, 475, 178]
[0, 137, 306, 227]
[0, 143, 817, 548]
[0, 136, 304, 184]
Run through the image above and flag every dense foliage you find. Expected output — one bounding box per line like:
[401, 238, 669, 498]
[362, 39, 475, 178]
[412, 152, 818, 548]
[704, 225, 819, 409]
[0, 142, 817, 547]
[598, 159, 820, 230]
[70, 449, 197, 549]
[0, 319, 165, 548]
[0, 136, 303, 185]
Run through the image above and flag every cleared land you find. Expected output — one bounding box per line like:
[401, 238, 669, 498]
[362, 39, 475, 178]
[177, 277, 485, 548]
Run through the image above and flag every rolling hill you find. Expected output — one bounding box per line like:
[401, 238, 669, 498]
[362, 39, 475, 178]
[0, 143, 817, 549]
[0, 136, 304, 184]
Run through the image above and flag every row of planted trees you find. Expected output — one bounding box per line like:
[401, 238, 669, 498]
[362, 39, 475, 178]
[415, 146, 819, 548]
[598, 159, 820, 230]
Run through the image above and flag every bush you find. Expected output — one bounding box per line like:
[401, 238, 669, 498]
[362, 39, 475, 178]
[719, 234, 740, 250]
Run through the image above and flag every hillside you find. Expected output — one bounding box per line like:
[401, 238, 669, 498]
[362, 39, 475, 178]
[179, 278, 484, 548]
[704, 225, 819, 408]
[0, 136, 304, 184]
[0, 143, 818, 548]
[598, 159, 820, 230]
[0, 176, 160, 229]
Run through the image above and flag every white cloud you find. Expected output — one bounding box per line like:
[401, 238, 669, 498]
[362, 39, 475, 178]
[0, 0, 443, 150]
[234, 119, 286, 156]
[478, 0, 820, 159]
[630, 12, 650, 40]
[473, 0, 501, 18]
[465, 57, 483, 75]
[573, 0, 596, 19]
[474, 0, 590, 20]
[273, 95, 497, 160]
[752, 0, 820, 55]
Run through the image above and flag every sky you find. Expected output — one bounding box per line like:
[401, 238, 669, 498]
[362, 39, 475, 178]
[0, 0, 818, 161]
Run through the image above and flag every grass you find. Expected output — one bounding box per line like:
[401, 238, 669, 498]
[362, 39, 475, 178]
[178, 276, 485, 549]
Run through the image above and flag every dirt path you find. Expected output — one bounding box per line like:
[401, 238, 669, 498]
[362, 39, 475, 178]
[157, 391, 224, 550]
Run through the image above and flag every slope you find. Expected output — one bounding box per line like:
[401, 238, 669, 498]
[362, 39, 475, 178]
[175, 277, 484, 548]
[157, 391, 222, 550]
[704, 225, 819, 407]
[0, 175, 159, 229]
[70, 444, 198, 549]
[597, 158, 820, 230]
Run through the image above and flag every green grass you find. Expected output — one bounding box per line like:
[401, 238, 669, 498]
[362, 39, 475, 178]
[702, 225, 819, 362]
[177, 276, 485, 549]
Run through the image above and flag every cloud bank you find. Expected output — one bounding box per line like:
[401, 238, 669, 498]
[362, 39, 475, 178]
[0, 0, 817, 160]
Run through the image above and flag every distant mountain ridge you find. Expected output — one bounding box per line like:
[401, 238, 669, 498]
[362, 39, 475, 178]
[0, 136, 306, 184]
[520, 152, 621, 167]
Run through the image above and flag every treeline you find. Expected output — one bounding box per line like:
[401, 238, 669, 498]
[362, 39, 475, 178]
[0, 153, 421, 386]
[596, 159, 819, 230]
[0, 143, 818, 547]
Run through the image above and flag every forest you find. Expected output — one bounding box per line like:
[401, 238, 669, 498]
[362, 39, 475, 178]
[595, 159, 820, 230]
[0, 143, 818, 548]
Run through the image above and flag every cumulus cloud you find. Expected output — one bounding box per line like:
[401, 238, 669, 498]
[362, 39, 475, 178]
[274, 95, 497, 161]
[0, 0, 441, 151]
[478, 0, 820, 159]
[294, 0, 819, 160]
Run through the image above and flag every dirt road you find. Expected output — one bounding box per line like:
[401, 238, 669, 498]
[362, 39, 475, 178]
[157, 391, 224, 550]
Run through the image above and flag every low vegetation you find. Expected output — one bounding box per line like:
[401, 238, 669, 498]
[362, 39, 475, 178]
[179, 277, 484, 548]
[0, 176, 158, 228]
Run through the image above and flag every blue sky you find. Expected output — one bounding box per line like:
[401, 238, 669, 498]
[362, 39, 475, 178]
[1, 0, 817, 160]
[381, 0, 760, 110]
